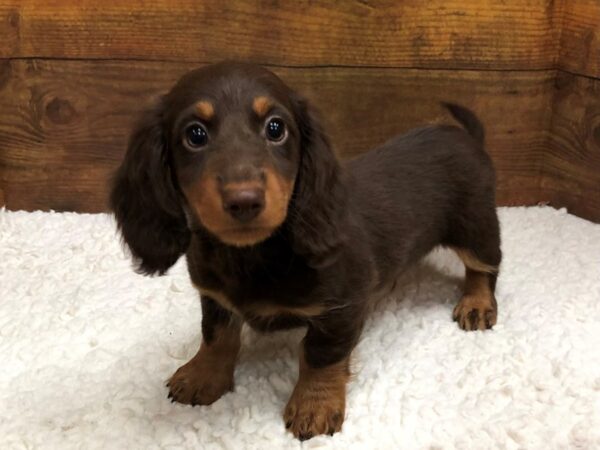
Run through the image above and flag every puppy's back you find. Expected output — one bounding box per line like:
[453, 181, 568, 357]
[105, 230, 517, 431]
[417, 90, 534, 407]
[345, 105, 495, 278]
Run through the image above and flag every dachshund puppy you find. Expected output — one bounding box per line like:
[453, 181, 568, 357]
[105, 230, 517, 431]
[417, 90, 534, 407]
[110, 62, 501, 440]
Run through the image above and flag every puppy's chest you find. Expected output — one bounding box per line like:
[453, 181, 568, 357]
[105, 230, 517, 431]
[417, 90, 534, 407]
[190, 251, 321, 325]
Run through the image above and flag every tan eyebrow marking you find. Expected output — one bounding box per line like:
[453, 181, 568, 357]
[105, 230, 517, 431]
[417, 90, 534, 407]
[252, 96, 273, 117]
[195, 101, 215, 121]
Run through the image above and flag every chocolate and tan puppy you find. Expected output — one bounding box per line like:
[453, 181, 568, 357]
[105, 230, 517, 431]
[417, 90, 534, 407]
[110, 62, 501, 440]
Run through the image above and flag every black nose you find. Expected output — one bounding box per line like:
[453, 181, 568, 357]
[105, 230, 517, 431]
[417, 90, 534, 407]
[222, 188, 265, 222]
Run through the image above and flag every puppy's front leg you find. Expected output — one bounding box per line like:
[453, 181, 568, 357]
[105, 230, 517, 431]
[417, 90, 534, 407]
[284, 318, 361, 440]
[168, 296, 241, 406]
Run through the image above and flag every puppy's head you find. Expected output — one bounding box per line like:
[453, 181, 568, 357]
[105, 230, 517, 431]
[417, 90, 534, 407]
[111, 62, 342, 275]
[168, 63, 302, 247]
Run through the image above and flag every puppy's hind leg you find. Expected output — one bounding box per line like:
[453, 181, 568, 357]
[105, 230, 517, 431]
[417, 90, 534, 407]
[447, 207, 502, 331]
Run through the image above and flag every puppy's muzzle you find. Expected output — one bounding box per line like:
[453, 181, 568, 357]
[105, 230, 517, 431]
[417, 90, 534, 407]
[222, 185, 265, 223]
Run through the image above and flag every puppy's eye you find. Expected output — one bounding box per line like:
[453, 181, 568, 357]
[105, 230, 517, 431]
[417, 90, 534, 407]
[185, 123, 208, 148]
[265, 117, 286, 142]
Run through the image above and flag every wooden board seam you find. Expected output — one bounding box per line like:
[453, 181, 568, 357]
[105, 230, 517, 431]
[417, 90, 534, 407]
[1, 57, 598, 81]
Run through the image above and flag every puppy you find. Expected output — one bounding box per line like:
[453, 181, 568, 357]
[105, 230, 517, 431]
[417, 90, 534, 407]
[110, 61, 501, 440]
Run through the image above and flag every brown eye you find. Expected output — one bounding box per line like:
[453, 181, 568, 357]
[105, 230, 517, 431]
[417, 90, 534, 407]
[265, 117, 286, 142]
[185, 123, 208, 148]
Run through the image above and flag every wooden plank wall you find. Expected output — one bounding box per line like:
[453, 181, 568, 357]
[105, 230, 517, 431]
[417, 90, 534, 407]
[545, 0, 600, 220]
[0, 0, 599, 221]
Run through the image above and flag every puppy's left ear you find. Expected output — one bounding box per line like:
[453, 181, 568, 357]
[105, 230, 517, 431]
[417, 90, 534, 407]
[289, 96, 347, 266]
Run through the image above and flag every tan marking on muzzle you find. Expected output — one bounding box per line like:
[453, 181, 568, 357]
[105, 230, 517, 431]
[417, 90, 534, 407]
[182, 172, 227, 232]
[262, 166, 294, 230]
[183, 166, 295, 247]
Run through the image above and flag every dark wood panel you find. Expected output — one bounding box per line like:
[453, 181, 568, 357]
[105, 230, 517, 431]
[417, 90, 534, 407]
[0, 60, 553, 213]
[0, 59, 189, 211]
[559, 0, 600, 78]
[0, 0, 561, 70]
[543, 72, 600, 222]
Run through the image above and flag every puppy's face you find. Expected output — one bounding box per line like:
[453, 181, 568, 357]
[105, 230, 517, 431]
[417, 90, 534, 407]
[163, 63, 302, 246]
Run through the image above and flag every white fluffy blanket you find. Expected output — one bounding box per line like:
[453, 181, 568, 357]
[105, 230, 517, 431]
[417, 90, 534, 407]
[1, 207, 599, 449]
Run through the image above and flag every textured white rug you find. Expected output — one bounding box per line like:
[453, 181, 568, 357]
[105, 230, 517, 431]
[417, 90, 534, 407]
[1, 206, 599, 449]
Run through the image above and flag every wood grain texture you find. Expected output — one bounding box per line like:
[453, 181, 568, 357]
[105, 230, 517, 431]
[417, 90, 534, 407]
[543, 72, 600, 222]
[1, 0, 599, 221]
[0, 60, 188, 211]
[0, 60, 554, 213]
[0, 0, 562, 70]
[558, 0, 600, 77]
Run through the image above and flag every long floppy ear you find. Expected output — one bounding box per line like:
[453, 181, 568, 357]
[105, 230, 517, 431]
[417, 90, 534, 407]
[289, 96, 347, 267]
[109, 101, 190, 275]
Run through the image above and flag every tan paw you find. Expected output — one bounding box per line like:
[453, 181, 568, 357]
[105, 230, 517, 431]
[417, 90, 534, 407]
[166, 358, 233, 406]
[453, 294, 497, 331]
[284, 388, 345, 440]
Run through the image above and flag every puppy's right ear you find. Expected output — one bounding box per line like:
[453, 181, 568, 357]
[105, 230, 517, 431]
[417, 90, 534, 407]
[110, 101, 190, 275]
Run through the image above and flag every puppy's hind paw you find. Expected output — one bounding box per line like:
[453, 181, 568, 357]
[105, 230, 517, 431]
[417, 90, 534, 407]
[453, 294, 497, 331]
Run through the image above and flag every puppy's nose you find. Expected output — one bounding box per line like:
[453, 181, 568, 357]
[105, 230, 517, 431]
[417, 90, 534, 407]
[222, 187, 265, 222]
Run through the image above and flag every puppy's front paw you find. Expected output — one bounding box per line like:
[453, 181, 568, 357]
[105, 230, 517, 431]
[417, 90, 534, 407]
[167, 358, 233, 406]
[453, 294, 497, 331]
[283, 385, 345, 440]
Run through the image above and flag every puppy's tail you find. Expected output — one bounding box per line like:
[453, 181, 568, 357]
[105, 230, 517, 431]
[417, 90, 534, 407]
[442, 102, 485, 145]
